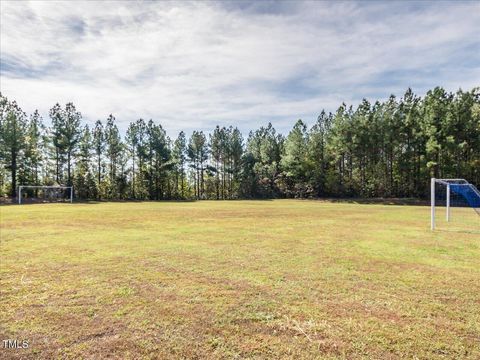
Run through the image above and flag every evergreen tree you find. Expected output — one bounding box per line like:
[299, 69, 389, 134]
[188, 131, 208, 199]
[63, 103, 82, 185]
[0, 96, 27, 197]
[146, 120, 170, 199]
[281, 120, 310, 197]
[25, 110, 45, 187]
[209, 126, 223, 199]
[49, 103, 65, 183]
[245, 123, 284, 198]
[172, 131, 187, 198]
[308, 111, 332, 196]
[104, 115, 123, 198]
[92, 120, 105, 199]
[229, 127, 244, 198]
[74, 125, 96, 199]
[126, 122, 139, 199]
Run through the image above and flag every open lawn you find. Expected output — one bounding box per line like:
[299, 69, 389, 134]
[1, 200, 479, 359]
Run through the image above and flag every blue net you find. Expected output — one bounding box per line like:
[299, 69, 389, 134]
[449, 183, 480, 215]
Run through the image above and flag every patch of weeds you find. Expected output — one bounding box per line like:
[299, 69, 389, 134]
[247, 311, 276, 322]
[116, 286, 135, 297]
[86, 307, 97, 318]
[114, 307, 129, 318]
[208, 336, 222, 349]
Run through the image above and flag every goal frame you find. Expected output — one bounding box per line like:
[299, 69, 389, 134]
[430, 178, 469, 230]
[18, 185, 73, 204]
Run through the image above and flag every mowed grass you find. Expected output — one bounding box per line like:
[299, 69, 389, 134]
[0, 200, 479, 359]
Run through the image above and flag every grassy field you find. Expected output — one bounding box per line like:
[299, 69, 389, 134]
[1, 200, 479, 359]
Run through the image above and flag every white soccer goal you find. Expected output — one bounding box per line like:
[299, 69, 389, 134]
[431, 178, 480, 230]
[18, 186, 73, 204]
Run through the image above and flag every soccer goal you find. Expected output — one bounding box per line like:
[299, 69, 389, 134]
[18, 186, 73, 204]
[431, 178, 480, 230]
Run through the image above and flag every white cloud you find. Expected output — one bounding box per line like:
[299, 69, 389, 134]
[1, 0, 479, 136]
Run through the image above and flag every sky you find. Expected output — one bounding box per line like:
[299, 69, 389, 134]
[1, 0, 479, 136]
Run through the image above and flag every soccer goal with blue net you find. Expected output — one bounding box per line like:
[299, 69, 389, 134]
[18, 185, 73, 204]
[431, 178, 480, 230]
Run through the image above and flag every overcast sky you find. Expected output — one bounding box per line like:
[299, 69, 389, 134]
[1, 0, 479, 135]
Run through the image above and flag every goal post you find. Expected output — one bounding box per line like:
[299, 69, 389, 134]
[18, 186, 74, 204]
[431, 178, 480, 230]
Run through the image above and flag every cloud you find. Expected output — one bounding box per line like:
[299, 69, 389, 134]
[1, 0, 479, 136]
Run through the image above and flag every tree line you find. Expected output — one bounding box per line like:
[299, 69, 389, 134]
[1, 87, 479, 201]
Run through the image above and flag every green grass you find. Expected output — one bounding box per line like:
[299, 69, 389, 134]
[1, 200, 479, 359]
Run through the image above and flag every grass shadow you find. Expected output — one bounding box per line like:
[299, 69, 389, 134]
[434, 228, 480, 235]
[308, 197, 430, 206]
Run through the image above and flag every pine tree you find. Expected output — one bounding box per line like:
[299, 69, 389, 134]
[126, 122, 139, 199]
[308, 111, 332, 196]
[104, 115, 123, 198]
[281, 120, 310, 197]
[210, 126, 223, 199]
[229, 127, 244, 198]
[92, 120, 105, 199]
[172, 131, 187, 198]
[63, 103, 82, 186]
[0, 96, 27, 197]
[245, 123, 283, 198]
[49, 103, 65, 183]
[188, 131, 208, 199]
[25, 110, 45, 187]
[74, 125, 95, 199]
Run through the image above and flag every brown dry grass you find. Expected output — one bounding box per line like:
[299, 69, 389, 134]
[0, 200, 479, 359]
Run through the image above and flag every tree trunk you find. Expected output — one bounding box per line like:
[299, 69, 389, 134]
[181, 167, 184, 198]
[97, 155, 101, 200]
[56, 148, 60, 183]
[132, 151, 136, 199]
[216, 159, 219, 200]
[10, 149, 17, 198]
[67, 151, 71, 185]
[200, 160, 204, 198]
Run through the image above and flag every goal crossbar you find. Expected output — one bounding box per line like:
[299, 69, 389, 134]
[18, 186, 73, 204]
[434, 179, 468, 186]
